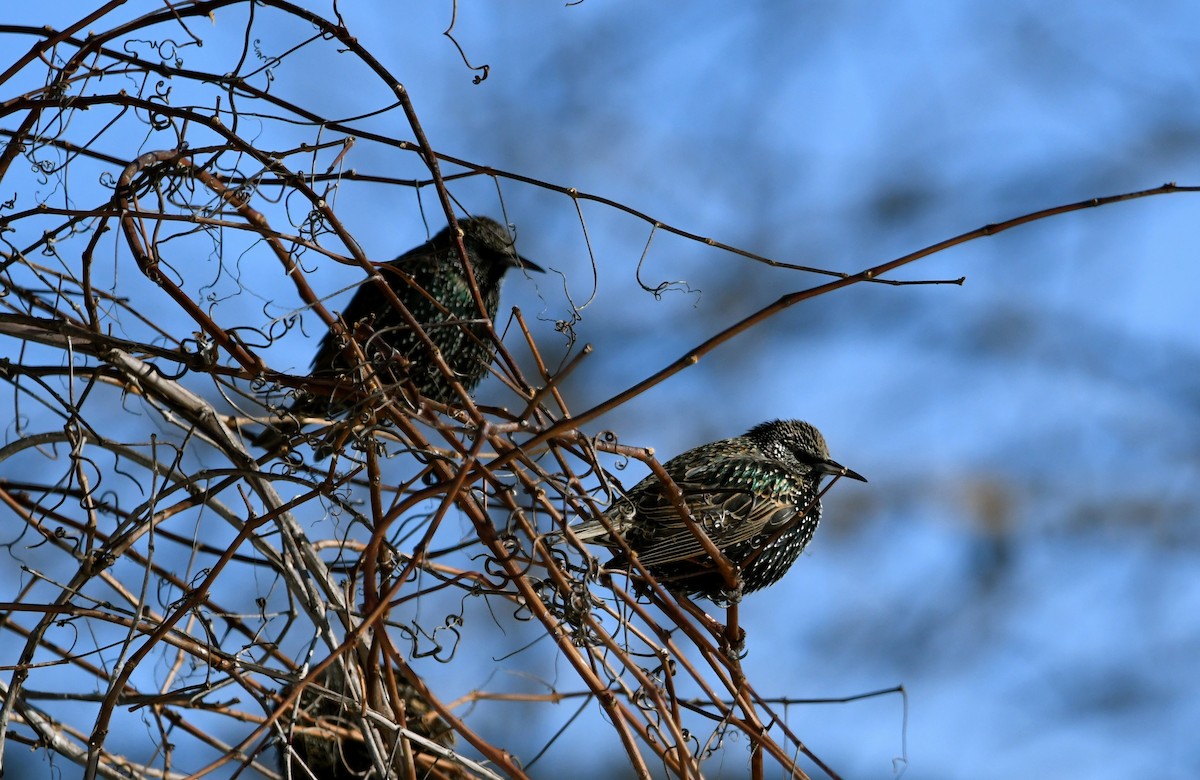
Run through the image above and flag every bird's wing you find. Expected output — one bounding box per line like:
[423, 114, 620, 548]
[624, 456, 811, 568]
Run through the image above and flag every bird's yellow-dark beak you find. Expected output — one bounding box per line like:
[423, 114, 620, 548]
[815, 458, 867, 483]
[511, 254, 544, 273]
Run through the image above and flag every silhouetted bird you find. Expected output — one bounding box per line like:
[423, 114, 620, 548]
[252, 216, 542, 452]
[278, 661, 463, 779]
[572, 420, 866, 603]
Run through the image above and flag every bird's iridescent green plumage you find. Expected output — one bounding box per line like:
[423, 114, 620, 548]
[252, 216, 540, 452]
[574, 420, 865, 603]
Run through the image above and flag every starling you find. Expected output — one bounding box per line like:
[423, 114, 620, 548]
[278, 661, 462, 779]
[252, 216, 542, 451]
[572, 420, 866, 603]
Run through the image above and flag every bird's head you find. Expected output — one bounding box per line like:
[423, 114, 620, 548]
[747, 419, 867, 483]
[455, 216, 544, 280]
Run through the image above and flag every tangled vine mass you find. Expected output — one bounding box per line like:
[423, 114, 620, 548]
[0, 4, 893, 779]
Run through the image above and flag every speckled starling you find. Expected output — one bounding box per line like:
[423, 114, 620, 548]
[252, 216, 542, 450]
[278, 661, 462, 779]
[572, 419, 866, 603]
